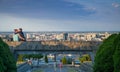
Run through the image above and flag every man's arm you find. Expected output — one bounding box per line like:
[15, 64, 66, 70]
[18, 34, 25, 40]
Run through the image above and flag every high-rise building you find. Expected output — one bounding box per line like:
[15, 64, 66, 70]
[26, 33, 31, 39]
[63, 33, 68, 40]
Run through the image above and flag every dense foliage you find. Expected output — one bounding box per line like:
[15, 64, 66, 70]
[0, 38, 17, 72]
[113, 34, 120, 72]
[23, 54, 43, 59]
[79, 54, 91, 63]
[17, 54, 24, 61]
[67, 58, 72, 64]
[62, 56, 67, 64]
[17, 54, 43, 61]
[94, 33, 120, 72]
[44, 55, 48, 63]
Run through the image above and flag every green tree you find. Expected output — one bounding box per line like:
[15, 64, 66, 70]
[79, 57, 84, 63]
[0, 38, 17, 72]
[67, 58, 72, 64]
[17, 54, 24, 61]
[113, 34, 120, 72]
[62, 56, 67, 64]
[23, 54, 43, 59]
[45, 55, 48, 63]
[23, 54, 30, 59]
[93, 34, 118, 72]
[0, 57, 5, 72]
[82, 54, 91, 61]
[79, 54, 91, 63]
[37, 54, 43, 59]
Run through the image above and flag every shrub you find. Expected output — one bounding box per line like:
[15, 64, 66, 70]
[62, 56, 67, 64]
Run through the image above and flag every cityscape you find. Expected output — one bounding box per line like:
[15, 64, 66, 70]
[0, 31, 112, 42]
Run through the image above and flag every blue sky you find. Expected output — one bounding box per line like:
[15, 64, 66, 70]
[0, 0, 120, 31]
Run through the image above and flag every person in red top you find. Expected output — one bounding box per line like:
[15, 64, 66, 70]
[59, 60, 62, 72]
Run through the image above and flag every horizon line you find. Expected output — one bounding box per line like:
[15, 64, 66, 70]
[0, 31, 120, 32]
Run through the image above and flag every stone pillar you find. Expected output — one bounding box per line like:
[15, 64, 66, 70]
[72, 60, 75, 66]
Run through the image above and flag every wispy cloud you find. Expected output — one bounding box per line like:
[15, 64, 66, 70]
[63, 0, 96, 12]
[112, 3, 120, 8]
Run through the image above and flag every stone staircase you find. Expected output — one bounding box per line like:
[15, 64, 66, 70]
[17, 62, 31, 72]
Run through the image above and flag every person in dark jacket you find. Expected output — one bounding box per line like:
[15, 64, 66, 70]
[18, 28, 26, 41]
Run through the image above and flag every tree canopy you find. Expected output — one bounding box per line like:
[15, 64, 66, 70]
[45, 55, 48, 63]
[94, 33, 120, 72]
[79, 54, 91, 63]
[62, 56, 67, 64]
[0, 38, 17, 72]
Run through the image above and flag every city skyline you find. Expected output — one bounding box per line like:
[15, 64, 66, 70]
[0, 0, 120, 31]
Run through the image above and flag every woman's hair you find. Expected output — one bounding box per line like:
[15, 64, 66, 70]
[14, 29, 18, 34]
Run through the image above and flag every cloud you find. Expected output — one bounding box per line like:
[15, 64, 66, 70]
[0, 13, 120, 31]
[112, 3, 120, 8]
[83, 7, 96, 11]
[63, 0, 96, 12]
